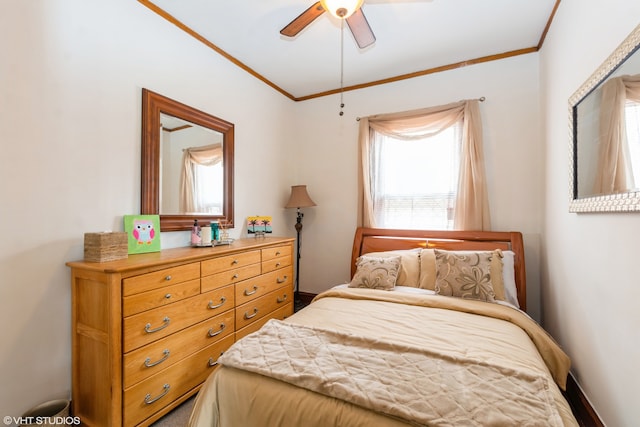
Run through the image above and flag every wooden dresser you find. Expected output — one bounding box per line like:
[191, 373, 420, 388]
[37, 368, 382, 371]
[67, 237, 294, 427]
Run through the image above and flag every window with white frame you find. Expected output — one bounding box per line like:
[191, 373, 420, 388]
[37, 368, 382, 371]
[370, 122, 462, 230]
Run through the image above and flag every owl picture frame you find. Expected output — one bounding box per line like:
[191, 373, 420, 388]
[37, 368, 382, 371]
[124, 214, 161, 254]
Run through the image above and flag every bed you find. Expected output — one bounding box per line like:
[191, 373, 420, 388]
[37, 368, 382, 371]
[188, 228, 578, 427]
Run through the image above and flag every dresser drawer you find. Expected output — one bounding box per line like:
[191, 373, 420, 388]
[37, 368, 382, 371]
[261, 245, 292, 261]
[123, 310, 235, 388]
[123, 335, 233, 427]
[123, 279, 200, 317]
[235, 303, 294, 340]
[235, 266, 293, 306]
[261, 254, 292, 274]
[123, 285, 235, 353]
[235, 286, 293, 330]
[201, 250, 261, 276]
[201, 263, 261, 293]
[123, 263, 200, 297]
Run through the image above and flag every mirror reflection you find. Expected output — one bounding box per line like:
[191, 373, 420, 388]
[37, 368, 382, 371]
[575, 61, 640, 198]
[160, 113, 224, 215]
[570, 24, 640, 212]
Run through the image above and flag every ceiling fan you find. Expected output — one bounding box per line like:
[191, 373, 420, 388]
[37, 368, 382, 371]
[280, 0, 376, 49]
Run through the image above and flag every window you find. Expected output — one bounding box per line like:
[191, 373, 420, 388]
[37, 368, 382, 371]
[359, 100, 489, 231]
[194, 162, 223, 214]
[371, 124, 461, 229]
[625, 100, 640, 188]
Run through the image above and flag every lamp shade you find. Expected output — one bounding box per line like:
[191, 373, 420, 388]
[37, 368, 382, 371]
[320, 0, 364, 19]
[285, 185, 317, 209]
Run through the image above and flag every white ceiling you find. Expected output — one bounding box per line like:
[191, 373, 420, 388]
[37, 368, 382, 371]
[144, 0, 558, 100]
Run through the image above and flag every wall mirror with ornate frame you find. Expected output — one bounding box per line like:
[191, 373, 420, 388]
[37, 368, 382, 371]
[141, 88, 234, 231]
[570, 24, 640, 212]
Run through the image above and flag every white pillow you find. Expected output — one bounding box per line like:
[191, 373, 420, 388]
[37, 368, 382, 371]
[501, 250, 519, 308]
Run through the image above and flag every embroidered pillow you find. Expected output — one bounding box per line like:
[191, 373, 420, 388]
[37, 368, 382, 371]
[434, 249, 496, 302]
[364, 249, 421, 287]
[349, 255, 401, 291]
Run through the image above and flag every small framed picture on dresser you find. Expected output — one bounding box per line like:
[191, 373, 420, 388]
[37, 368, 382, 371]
[247, 216, 272, 237]
[124, 214, 161, 254]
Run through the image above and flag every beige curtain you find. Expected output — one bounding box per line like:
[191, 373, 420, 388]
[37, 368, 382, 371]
[358, 100, 490, 230]
[180, 143, 223, 213]
[593, 74, 640, 194]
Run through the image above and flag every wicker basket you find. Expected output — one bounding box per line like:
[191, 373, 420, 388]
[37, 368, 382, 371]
[84, 232, 128, 262]
[20, 399, 70, 426]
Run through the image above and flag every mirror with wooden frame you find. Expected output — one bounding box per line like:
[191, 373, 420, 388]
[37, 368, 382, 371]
[141, 88, 234, 231]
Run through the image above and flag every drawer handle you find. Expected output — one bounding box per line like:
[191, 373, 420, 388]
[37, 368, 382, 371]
[244, 285, 258, 296]
[144, 317, 170, 334]
[277, 294, 288, 304]
[244, 307, 258, 320]
[208, 296, 227, 310]
[276, 251, 281, 256]
[164, 293, 172, 299]
[208, 352, 224, 367]
[275, 262, 281, 267]
[232, 274, 239, 280]
[276, 275, 288, 284]
[208, 323, 226, 337]
[144, 349, 170, 368]
[144, 383, 170, 405]
[165, 275, 172, 281]
[232, 259, 239, 265]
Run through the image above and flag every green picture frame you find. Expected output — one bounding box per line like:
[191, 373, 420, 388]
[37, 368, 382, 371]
[124, 214, 161, 254]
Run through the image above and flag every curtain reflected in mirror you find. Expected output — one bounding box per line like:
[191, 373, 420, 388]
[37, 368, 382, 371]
[160, 113, 224, 215]
[569, 24, 640, 212]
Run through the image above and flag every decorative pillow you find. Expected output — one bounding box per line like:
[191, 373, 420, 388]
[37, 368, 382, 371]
[364, 249, 420, 287]
[422, 249, 509, 303]
[349, 255, 401, 291]
[489, 249, 506, 301]
[418, 249, 437, 290]
[434, 250, 496, 302]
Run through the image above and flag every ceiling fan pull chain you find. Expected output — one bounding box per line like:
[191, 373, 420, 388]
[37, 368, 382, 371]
[339, 18, 345, 116]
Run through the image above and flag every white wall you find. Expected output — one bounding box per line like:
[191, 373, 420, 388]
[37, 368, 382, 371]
[3, 0, 636, 424]
[292, 54, 546, 320]
[0, 0, 296, 417]
[540, 1, 640, 426]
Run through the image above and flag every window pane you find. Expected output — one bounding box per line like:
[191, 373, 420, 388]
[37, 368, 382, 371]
[194, 163, 223, 214]
[371, 125, 460, 229]
[625, 100, 640, 189]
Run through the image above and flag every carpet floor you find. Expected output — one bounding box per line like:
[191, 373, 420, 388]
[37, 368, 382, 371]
[150, 395, 196, 427]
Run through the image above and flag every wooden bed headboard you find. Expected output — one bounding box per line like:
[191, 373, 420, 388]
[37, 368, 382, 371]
[351, 227, 527, 311]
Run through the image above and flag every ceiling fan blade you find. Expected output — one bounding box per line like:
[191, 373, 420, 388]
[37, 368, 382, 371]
[346, 8, 376, 49]
[280, 1, 326, 37]
[365, 0, 433, 3]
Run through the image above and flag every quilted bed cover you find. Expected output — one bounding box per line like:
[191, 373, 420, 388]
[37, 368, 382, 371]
[188, 288, 578, 427]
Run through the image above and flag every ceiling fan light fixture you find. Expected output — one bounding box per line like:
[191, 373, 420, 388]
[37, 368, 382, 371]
[320, 0, 364, 19]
